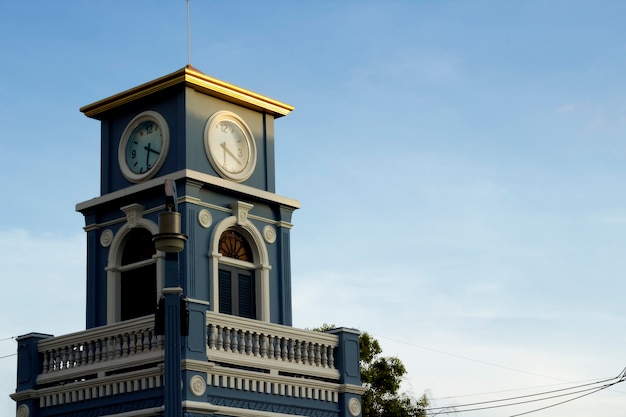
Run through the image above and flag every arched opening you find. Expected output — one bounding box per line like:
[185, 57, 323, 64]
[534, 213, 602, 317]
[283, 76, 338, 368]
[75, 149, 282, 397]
[119, 228, 157, 321]
[217, 229, 256, 319]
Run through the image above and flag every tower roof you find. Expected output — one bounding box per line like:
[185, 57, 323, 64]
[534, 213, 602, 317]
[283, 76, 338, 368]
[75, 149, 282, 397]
[80, 65, 294, 119]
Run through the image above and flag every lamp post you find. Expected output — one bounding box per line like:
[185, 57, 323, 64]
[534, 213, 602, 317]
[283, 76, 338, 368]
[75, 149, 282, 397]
[153, 179, 187, 417]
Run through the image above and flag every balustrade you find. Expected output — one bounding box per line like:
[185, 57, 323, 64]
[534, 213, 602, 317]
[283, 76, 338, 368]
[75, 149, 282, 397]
[38, 316, 162, 380]
[206, 312, 339, 380]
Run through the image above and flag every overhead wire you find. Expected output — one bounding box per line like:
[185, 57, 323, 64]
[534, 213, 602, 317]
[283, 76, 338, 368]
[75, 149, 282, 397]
[371, 332, 625, 415]
[372, 332, 579, 382]
[0, 353, 17, 360]
[425, 367, 626, 415]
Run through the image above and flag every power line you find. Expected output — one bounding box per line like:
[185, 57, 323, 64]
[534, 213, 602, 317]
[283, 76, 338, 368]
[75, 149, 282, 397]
[0, 353, 16, 360]
[432, 378, 613, 401]
[372, 332, 580, 382]
[426, 367, 626, 416]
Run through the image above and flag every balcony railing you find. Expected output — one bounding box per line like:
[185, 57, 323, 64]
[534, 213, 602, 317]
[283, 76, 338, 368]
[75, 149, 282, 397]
[206, 311, 340, 381]
[14, 311, 352, 414]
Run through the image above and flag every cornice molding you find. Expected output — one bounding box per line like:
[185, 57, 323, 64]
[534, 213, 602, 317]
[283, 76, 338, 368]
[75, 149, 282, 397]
[80, 66, 294, 119]
[76, 169, 300, 213]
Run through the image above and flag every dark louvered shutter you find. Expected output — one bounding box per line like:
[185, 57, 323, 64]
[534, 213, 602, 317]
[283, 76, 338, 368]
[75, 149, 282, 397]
[238, 272, 256, 319]
[218, 269, 232, 315]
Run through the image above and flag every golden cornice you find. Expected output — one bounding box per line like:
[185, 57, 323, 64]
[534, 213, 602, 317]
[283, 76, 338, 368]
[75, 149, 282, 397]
[80, 66, 294, 119]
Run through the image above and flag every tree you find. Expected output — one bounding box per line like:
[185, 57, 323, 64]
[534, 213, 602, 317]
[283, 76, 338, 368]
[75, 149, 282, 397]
[315, 325, 430, 417]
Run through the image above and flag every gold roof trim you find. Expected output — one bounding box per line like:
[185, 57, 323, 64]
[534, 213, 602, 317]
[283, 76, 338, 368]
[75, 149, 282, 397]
[80, 66, 294, 119]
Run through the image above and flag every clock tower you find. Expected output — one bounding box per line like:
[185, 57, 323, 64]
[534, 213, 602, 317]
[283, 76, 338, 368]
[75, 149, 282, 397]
[77, 65, 299, 328]
[12, 66, 363, 417]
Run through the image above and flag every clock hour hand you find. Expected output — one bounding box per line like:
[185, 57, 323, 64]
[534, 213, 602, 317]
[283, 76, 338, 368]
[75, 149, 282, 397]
[220, 142, 241, 165]
[144, 142, 161, 166]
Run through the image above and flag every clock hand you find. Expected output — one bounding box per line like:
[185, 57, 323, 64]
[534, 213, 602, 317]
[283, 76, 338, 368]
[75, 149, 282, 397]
[220, 142, 242, 165]
[144, 142, 161, 166]
[145, 142, 151, 166]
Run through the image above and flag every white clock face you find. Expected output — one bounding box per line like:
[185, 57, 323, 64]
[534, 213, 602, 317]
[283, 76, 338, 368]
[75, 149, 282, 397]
[119, 111, 169, 182]
[204, 112, 256, 182]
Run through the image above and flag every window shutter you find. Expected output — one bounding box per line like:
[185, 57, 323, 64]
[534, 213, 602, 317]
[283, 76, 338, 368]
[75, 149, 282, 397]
[238, 272, 256, 319]
[218, 269, 232, 315]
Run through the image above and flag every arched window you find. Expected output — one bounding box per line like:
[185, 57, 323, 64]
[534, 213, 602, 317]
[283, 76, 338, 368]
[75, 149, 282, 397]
[120, 228, 157, 321]
[218, 229, 256, 319]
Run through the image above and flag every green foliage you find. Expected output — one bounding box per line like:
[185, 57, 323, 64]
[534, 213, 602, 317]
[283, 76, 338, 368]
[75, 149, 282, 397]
[314, 324, 429, 417]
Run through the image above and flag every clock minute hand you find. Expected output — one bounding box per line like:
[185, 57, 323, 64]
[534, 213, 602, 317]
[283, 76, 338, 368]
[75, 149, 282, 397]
[220, 142, 241, 164]
[144, 142, 161, 165]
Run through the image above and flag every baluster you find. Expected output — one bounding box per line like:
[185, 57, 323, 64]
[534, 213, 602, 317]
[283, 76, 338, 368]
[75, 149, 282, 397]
[51, 348, 58, 371]
[42, 350, 49, 374]
[94, 339, 102, 363]
[131, 332, 138, 356]
[315, 343, 321, 366]
[231, 329, 239, 353]
[136, 330, 145, 353]
[121, 335, 127, 356]
[80, 342, 87, 366]
[216, 327, 224, 350]
[328, 346, 335, 369]
[245, 331, 252, 355]
[87, 340, 94, 364]
[208, 325, 216, 350]
[253, 332, 260, 356]
[72, 345, 79, 368]
[112, 337, 118, 358]
[321, 344, 328, 367]
[224, 327, 231, 352]
[61, 347, 68, 370]
[151, 331, 159, 351]
[239, 330, 246, 354]
[294, 340, 302, 364]
[288, 339, 295, 363]
[260, 334, 268, 358]
[281, 338, 288, 362]
[307, 342, 314, 365]
[67, 345, 74, 369]
[104, 336, 111, 360]
[268, 335, 275, 359]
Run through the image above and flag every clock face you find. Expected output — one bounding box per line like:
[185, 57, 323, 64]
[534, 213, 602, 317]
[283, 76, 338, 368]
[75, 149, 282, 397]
[204, 111, 256, 182]
[119, 111, 169, 182]
[125, 120, 163, 174]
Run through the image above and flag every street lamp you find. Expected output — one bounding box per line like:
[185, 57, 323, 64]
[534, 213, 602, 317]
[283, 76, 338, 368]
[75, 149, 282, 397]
[153, 178, 187, 417]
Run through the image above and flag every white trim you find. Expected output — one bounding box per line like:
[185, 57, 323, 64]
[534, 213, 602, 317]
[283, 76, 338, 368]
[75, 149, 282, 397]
[118, 111, 170, 183]
[106, 215, 163, 324]
[204, 111, 257, 182]
[209, 202, 271, 321]
[76, 169, 300, 213]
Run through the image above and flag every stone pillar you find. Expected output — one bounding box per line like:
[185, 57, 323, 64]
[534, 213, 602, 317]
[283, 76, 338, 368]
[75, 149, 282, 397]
[327, 328, 363, 417]
[14, 332, 53, 417]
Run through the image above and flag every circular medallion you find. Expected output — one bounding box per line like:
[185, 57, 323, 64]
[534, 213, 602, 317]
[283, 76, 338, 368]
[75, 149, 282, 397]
[204, 111, 256, 182]
[198, 209, 212, 228]
[17, 404, 30, 417]
[100, 229, 114, 247]
[263, 225, 276, 243]
[118, 111, 169, 183]
[348, 398, 362, 417]
[189, 375, 206, 396]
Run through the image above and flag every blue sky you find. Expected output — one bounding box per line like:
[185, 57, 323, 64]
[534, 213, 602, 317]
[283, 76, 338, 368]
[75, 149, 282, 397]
[1, 1, 626, 416]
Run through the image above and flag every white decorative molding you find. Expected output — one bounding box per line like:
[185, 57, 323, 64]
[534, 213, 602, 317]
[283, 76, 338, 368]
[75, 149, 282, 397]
[106, 217, 160, 324]
[349, 398, 362, 417]
[120, 204, 145, 229]
[17, 404, 29, 417]
[208, 212, 271, 321]
[100, 229, 114, 247]
[76, 169, 300, 213]
[231, 201, 253, 226]
[262, 226, 276, 244]
[189, 375, 206, 397]
[198, 209, 212, 228]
